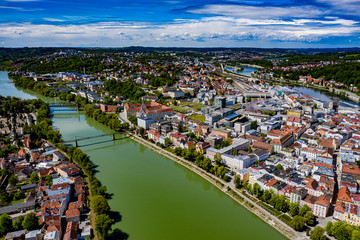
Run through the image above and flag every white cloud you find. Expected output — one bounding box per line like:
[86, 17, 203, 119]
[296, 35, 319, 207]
[43, 18, 66, 22]
[0, 16, 358, 47]
[188, 5, 328, 19]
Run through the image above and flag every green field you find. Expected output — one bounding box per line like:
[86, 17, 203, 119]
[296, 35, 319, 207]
[179, 102, 204, 111]
[189, 114, 205, 122]
[169, 105, 190, 113]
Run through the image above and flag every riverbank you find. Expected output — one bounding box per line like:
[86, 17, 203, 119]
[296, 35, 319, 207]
[128, 133, 299, 240]
[48, 143, 98, 240]
[254, 73, 360, 104]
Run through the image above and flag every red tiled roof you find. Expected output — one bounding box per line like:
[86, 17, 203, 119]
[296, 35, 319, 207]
[338, 187, 353, 203]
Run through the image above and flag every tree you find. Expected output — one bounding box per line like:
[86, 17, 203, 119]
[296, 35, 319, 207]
[304, 211, 316, 226]
[299, 204, 311, 216]
[95, 214, 114, 240]
[13, 190, 24, 201]
[269, 194, 279, 207]
[325, 221, 333, 236]
[22, 212, 38, 230]
[261, 190, 272, 203]
[252, 183, 262, 198]
[30, 172, 39, 184]
[12, 215, 24, 231]
[290, 215, 305, 231]
[91, 195, 110, 215]
[276, 164, 283, 170]
[214, 153, 222, 165]
[310, 226, 326, 240]
[139, 127, 144, 136]
[9, 174, 18, 186]
[352, 230, 360, 240]
[289, 202, 300, 216]
[164, 137, 170, 146]
[275, 195, 288, 212]
[0, 214, 12, 236]
[177, 123, 183, 133]
[246, 97, 251, 102]
[45, 175, 53, 186]
[250, 121, 258, 130]
[233, 175, 242, 188]
[331, 221, 351, 240]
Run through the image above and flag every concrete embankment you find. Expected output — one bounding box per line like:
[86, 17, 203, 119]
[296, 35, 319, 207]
[127, 133, 299, 240]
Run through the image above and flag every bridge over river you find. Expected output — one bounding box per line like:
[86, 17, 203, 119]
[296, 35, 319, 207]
[60, 132, 127, 147]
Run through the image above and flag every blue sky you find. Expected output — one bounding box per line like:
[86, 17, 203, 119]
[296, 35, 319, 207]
[0, 0, 359, 47]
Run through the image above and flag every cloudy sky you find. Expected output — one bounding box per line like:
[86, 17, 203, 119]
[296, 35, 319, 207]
[0, 0, 359, 47]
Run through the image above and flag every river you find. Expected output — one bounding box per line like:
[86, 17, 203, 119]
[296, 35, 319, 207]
[288, 85, 360, 108]
[225, 65, 258, 77]
[0, 71, 286, 240]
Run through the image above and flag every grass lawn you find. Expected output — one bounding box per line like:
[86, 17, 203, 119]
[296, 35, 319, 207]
[279, 214, 293, 224]
[178, 102, 204, 111]
[189, 114, 205, 122]
[228, 104, 241, 110]
[10, 198, 24, 205]
[169, 105, 190, 113]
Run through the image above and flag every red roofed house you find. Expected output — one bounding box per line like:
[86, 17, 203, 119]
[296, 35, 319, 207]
[313, 195, 331, 218]
[63, 221, 78, 240]
[338, 186, 353, 204]
[100, 104, 118, 113]
[334, 201, 346, 220]
[124, 102, 174, 120]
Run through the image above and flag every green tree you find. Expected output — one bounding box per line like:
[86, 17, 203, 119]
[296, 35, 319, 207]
[22, 212, 38, 230]
[261, 190, 272, 203]
[310, 226, 327, 240]
[269, 194, 279, 207]
[45, 175, 53, 186]
[276, 164, 283, 170]
[0, 214, 12, 236]
[30, 172, 39, 184]
[304, 211, 316, 226]
[325, 221, 333, 236]
[299, 204, 311, 216]
[275, 195, 288, 212]
[95, 214, 114, 240]
[164, 137, 170, 146]
[246, 97, 251, 102]
[214, 153, 222, 166]
[139, 127, 145, 136]
[91, 195, 110, 215]
[250, 121, 258, 130]
[13, 190, 24, 201]
[12, 215, 24, 231]
[252, 183, 262, 198]
[9, 174, 18, 186]
[233, 175, 242, 188]
[289, 202, 300, 216]
[332, 221, 351, 240]
[290, 215, 306, 231]
[352, 230, 360, 240]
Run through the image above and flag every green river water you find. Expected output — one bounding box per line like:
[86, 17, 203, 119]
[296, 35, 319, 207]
[0, 71, 286, 240]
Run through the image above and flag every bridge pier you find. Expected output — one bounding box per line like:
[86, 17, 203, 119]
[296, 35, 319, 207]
[75, 140, 78, 148]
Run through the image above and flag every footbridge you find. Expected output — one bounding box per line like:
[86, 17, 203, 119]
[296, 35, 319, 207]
[48, 102, 83, 111]
[62, 132, 126, 147]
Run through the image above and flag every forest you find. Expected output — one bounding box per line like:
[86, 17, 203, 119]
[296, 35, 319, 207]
[20, 56, 111, 74]
[104, 79, 145, 101]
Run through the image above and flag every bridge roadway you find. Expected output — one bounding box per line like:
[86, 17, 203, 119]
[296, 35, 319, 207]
[61, 132, 126, 147]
